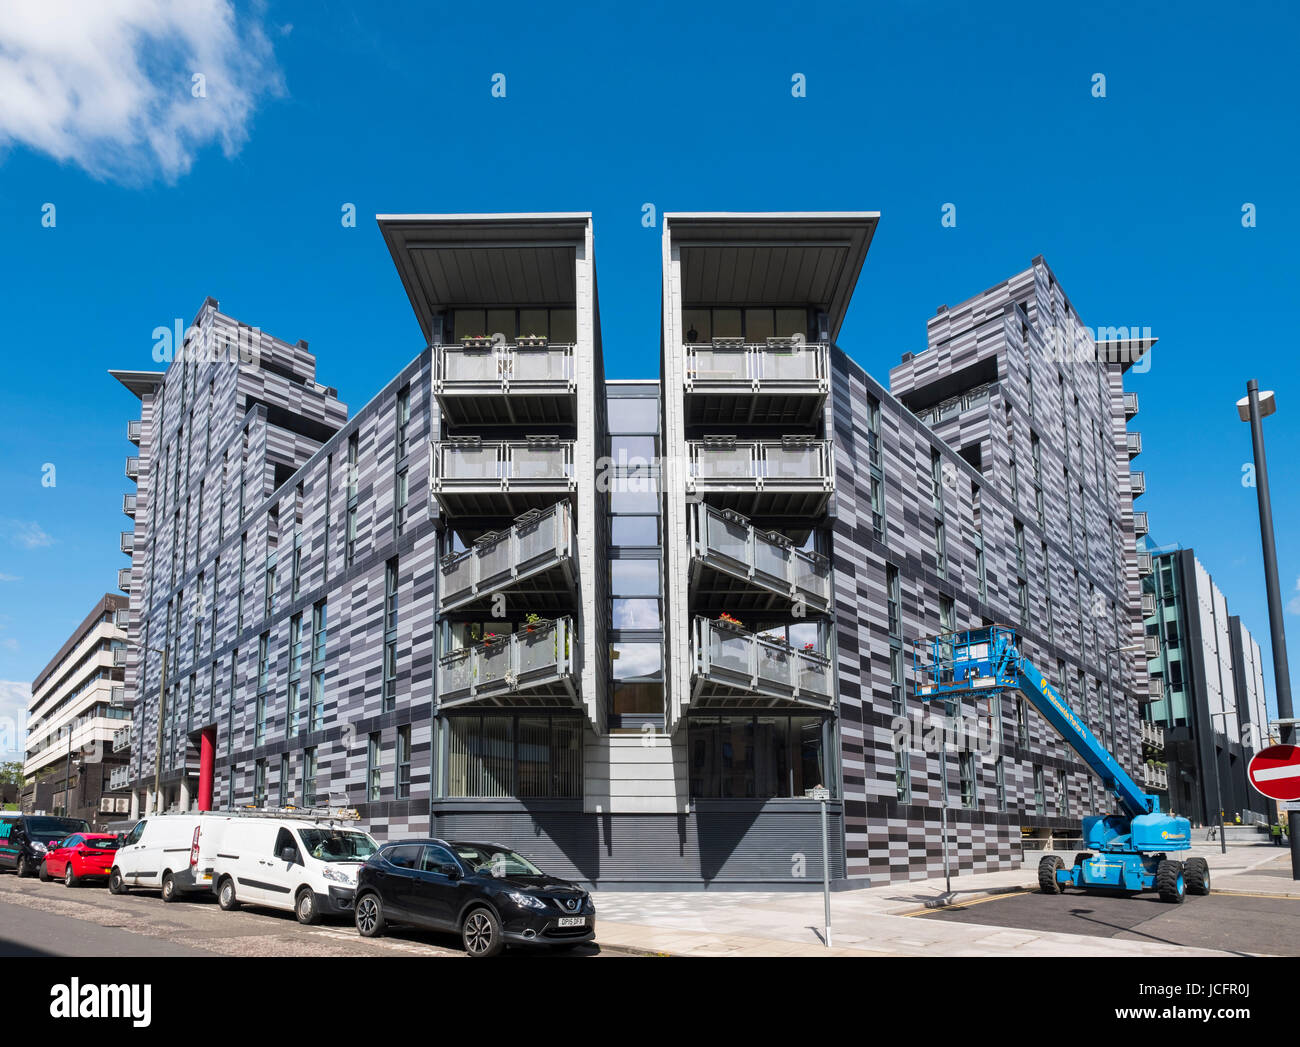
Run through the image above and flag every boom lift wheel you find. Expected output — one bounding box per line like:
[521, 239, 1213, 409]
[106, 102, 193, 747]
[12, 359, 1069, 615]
[1183, 857, 1210, 896]
[1155, 859, 1186, 904]
[1038, 854, 1065, 894]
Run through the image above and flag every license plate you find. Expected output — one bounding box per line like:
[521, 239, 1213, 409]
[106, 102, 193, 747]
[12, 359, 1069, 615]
[557, 917, 586, 928]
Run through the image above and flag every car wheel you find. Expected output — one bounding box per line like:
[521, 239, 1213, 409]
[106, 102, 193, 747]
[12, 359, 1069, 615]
[16, 856, 31, 878]
[355, 892, 385, 938]
[108, 868, 127, 895]
[64, 864, 79, 888]
[38, 861, 50, 883]
[462, 907, 504, 958]
[295, 888, 321, 926]
[161, 872, 177, 903]
[217, 877, 239, 911]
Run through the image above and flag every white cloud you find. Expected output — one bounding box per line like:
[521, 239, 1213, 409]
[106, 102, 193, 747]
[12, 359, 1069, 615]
[0, 680, 30, 761]
[3, 520, 53, 549]
[0, 573, 18, 582]
[1288, 576, 1300, 616]
[0, 0, 283, 184]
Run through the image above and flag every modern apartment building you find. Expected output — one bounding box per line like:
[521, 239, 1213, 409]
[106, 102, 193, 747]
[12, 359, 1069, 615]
[23, 593, 133, 823]
[112, 212, 1154, 886]
[1141, 543, 1273, 823]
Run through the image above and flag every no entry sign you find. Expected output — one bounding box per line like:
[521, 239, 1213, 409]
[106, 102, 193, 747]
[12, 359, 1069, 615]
[1248, 745, 1300, 802]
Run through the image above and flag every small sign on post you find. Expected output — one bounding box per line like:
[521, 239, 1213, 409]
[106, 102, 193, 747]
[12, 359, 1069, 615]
[810, 785, 831, 947]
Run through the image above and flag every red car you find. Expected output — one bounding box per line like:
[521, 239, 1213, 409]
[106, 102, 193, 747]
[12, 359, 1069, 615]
[40, 833, 121, 887]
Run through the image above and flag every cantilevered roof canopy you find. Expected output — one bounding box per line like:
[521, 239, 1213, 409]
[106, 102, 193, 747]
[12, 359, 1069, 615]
[109, 369, 165, 398]
[378, 213, 590, 343]
[665, 212, 879, 341]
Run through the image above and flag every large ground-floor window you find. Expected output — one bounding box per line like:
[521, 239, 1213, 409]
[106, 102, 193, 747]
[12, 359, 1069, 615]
[688, 714, 828, 799]
[446, 713, 583, 799]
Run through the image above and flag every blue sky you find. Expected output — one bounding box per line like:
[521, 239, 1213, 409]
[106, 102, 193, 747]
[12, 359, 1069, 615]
[0, 0, 1297, 749]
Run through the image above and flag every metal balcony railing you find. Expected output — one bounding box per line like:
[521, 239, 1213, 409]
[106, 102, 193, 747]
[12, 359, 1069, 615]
[117, 567, 132, 592]
[688, 437, 834, 487]
[691, 616, 834, 711]
[122, 492, 137, 516]
[1130, 470, 1146, 496]
[111, 646, 127, 668]
[109, 765, 131, 791]
[437, 617, 578, 709]
[120, 530, 134, 554]
[1144, 634, 1160, 658]
[1125, 432, 1142, 457]
[1147, 676, 1165, 699]
[436, 342, 575, 387]
[439, 501, 575, 612]
[125, 456, 140, 481]
[1141, 592, 1156, 616]
[684, 341, 828, 388]
[114, 608, 129, 630]
[1123, 392, 1139, 419]
[431, 438, 575, 487]
[110, 685, 126, 707]
[1141, 720, 1165, 749]
[689, 503, 832, 613]
[911, 381, 997, 426]
[127, 419, 142, 444]
[1133, 511, 1148, 536]
[1137, 551, 1153, 575]
[112, 726, 131, 754]
[1142, 763, 1168, 790]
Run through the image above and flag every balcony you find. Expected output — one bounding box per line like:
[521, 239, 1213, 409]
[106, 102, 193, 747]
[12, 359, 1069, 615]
[688, 502, 832, 615]
[112, 726, 131, 754]
[1125, 432, 1142, 458]
[433, 342, 576, 426]
[1130, 470, 1146, 497]
[125, 456, 140, 481]
[1124, 392, 1139, 419]
[683, 340, 829, 426]
[437, 617, 579, 709]
[1148, 676, 1165, 700]
[439, 501, 576, 615]
[430, 436, 576, 517]
[110, 685, 125, 707]
[1142, 763, 1168, 790]
[109, 765, 131, 791]
[117, 567, 132, 593]
[1137, 551, 1153, 575]
[111, 647, 127, 668]
[127, 419, 142, 444]
[114, 608, 129, 630]
[1133, 511, 1148, 537]
[1141, 720, 1165, 750]
[687, 437, 834, 518]
[120, 530, 134, 554]
[691, 616, 834, 711]
[1141, 592, 1156, 616]
[122, 492, 137, 517]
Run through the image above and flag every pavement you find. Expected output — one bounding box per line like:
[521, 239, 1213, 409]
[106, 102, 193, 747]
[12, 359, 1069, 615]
[589, 842, 1298, 957]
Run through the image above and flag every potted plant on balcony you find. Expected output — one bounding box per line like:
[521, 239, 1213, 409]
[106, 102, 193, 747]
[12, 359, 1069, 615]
[717, 612, 744, 629]
[802, 642, 816, 652]
[461, 334, 494, 349]
[516, 333, 548, 348]
[525, 613, 543, 633]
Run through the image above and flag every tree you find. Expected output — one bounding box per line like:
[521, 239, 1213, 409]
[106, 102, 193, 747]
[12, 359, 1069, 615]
[0, 762, 26, 788]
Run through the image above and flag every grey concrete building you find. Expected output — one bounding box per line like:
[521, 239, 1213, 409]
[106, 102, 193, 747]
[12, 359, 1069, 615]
[112, 212, 1156, 887]
[1141, 543, 1273, 824]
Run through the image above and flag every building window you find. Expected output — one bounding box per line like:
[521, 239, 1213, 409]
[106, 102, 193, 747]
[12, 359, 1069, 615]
[1016, 697, 1028, 748]
[257, 631, 270, 691]
[890, 645, 905, 717]
[264, 553, 277, 620]
[310, 600, 327, 732]
[886, 564, 901, 638]
[255, 693, 268, 747]
[447, 714, 583, 799]
[291, 529, 303, 600]
[287, 613, 303, 738]
[974, 532, 988, 603]
[237, 534, 246, 632]
[303, 747, 318, 807]
[396, 727, 411, 799]
[367, 733, 381, 801]
[226, 648, 238, 757]
[383, 559, 398, 711]
[934, 520, 947, 578]
[254, 758, 267, 807]
[1017, 580, 1029, 629]
[1033, 765, 1045, 816]
[896, 749, 911, 804]
[345, 432, 359, 568]
[278, 754, 290, 807]
[687, 715, 826, 799]
[994, 755, 1006, 811]
[345, 506, 357, 568]
[394, 468, 409, 537]
[930, 449, 944, 511]
[1056, 769, 1068, 816]
[959, 749, 976, 809]
[396, 385, 410, 460]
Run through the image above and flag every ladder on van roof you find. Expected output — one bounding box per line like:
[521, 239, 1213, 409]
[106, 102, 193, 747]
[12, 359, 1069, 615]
[161, 805, 362, 824]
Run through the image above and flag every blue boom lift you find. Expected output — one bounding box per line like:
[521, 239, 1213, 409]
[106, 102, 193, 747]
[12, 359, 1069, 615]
[915, 625, 1207, 903]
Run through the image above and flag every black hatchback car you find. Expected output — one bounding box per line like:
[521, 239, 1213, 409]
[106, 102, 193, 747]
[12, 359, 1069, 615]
[0, 815, 91, 878]
[354, 839, 595, 957]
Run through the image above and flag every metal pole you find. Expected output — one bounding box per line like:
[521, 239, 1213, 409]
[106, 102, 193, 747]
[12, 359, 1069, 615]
[63, 726, 72, 817]
[820, 794, 831, 948]
[1244, 380, 1299, 880]
[152, 648, 168, 815]
[941, 798, 951, 895]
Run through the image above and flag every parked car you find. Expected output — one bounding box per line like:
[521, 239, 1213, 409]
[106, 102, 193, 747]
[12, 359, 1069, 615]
[109, 814, 216, 900]
[0, 815, 91, 878]
[40, 833, 121, 887]
[209, 817, 379, 924]
[353, 839, 596, 957]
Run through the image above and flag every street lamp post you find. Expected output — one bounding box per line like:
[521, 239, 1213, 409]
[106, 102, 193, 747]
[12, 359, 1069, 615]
[1237, 381, 1299, 881]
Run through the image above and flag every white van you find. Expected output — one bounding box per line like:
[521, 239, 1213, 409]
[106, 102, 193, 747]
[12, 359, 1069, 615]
[210, 817, 378, 924]
[109, 814, 228, 901]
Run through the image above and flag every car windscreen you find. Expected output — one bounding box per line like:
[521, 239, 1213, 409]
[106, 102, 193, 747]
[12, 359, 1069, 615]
[452, 844, 545, 877]
[83, 837, 121, 850]
[297, 829, 378, 863]
[26, 818, 90, 837]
